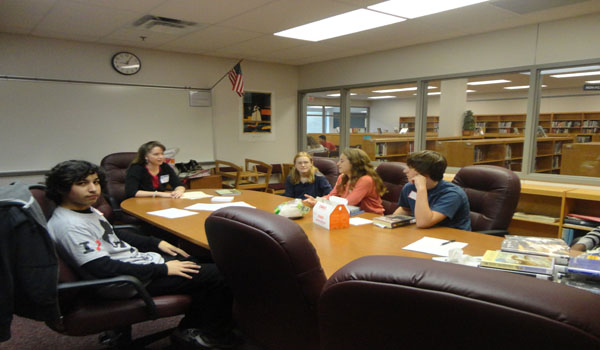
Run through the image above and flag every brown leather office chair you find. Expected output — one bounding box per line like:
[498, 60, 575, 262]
[452, 165, 520, 235]
[28, 185, 192, 348]
[100, 152, 138, 224]
[319, 256, 600, 350]
[312, 156, 339, 188]
[205, 207, 326, 350]
[376, 162, 408, 215]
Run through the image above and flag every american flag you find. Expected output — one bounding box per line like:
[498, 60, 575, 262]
[228, 63, 244, 97]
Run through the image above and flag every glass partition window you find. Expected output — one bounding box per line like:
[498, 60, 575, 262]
[537, 64, 600, 177]
[425, 71, 529, 173]
[305, 91, 339, 156]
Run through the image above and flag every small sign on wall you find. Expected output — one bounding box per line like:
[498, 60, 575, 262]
[189, 90, 211, 107]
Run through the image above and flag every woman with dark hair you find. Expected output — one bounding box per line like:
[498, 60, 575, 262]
[284, 152, 332, 199]
[125, 141, 185, 199]
[303, 148, 386, 214]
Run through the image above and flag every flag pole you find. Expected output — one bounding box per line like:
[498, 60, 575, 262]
[210, 59, 244, 90]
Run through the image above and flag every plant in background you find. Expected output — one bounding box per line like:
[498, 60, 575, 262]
[462, 110, 475, 136]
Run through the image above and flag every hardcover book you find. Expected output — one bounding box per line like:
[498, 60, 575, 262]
[215, 189, 241, 196]
[480, 250, 554, 275]
[501, 235, 570, 265]
[567, 253, 600, 279]
[372, 214, 415, 228]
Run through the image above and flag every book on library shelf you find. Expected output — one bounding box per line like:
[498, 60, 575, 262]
[564, 216, 599, 228]
[372, 214, 415, 228]
[568, 213, 600, 223]
[501, 235, 570, 265]
[478, 265, 553, 280]
[480, 250, 554, 275]
[215, 189, 241, 196]
[512, 212, 559, 223]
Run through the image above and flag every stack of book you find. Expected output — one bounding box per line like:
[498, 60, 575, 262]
[479, 235, 571, 280]
[372, 214, 415, 228]
[563, 213, 600, 228]
[562, 252, 600, 294]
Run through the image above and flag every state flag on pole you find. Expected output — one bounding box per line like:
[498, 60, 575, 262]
[228, 63, 244, 97]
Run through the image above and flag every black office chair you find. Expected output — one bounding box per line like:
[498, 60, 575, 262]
[27, 184, 192, 348]
[452, 165, 520, 235]
[100, 152, 139, 224]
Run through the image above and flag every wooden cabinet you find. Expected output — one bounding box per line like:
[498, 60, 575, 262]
[436, 137, 572, 173]
[563, 188, 600, 232]
[560, 142, 600, 177]
[508, 183, 568, 238]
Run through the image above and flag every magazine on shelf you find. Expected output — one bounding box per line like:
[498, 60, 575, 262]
[478, 266, 553, 280]
[501, 235, 570, 265]
[372, 214, 415, 228]
[480, 250, 554, 275]
[564, 216, 598, 228]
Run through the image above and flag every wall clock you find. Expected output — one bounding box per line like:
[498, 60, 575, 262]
[111, 52, 141, 75]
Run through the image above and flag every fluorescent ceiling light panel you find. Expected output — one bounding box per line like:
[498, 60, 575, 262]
[503, 85, 547, 90]
[428, 92, 441, 95]
[326, 93, 357, 96]
[467, 79, 511, 85]
[372, 86, 435, 93]
[550, 71, 600, 78]
[466, 89, 476, 93]
[368, 95, 396, 99]
[369, 0, 488, 19]
[586, 80, 600, 84]
[274, 9, 405, 42]
[538, 65, 600, 75]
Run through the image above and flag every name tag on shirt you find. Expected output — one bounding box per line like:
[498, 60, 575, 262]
[160, 174, 170, 184]
[408, 191, 417, 200]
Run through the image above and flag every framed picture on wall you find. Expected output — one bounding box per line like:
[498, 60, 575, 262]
[243, 91, 272, 133]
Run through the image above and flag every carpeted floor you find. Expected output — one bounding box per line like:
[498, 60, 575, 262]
[1, 315, 263, 349]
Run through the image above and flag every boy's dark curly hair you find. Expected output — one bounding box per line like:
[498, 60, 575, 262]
[45, 160, 106, 204]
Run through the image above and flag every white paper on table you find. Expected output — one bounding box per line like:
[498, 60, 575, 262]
[350, 217, 372, 226]
[211, 196, 234, 202]
[402, 237, 468, 257]
[147, 208, 199, 219]
[185, 201, 256, 212]
[181, 191, 213, 200]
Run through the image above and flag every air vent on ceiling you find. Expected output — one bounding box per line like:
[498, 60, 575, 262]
[133, 15, 197, 34]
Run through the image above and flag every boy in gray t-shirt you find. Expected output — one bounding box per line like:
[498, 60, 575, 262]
[46, 160, 237, 349]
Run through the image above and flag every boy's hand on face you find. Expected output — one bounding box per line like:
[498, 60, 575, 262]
[413, 174, 428, 191]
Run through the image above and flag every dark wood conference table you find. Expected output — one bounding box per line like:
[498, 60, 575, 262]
[122, 189, 503, 277]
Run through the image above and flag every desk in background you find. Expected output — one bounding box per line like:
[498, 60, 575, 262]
[122, 190, 503, 276]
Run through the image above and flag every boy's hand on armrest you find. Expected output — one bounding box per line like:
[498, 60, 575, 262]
[158, 240, 190, 257]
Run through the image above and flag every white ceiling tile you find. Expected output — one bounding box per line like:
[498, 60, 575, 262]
[159, 25, 263, 53]
[32, 0, 142, 38]
[0, 0, 57, 33]
[77, 0, 166, 12]
[211, 35, 305, 56]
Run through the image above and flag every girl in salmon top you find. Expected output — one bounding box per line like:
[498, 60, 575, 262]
[304, 148, 386, 215]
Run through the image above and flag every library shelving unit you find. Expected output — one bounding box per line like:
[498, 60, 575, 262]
[474, 114, 527, 135]
[563, 188, 600, 233]
[560, 142, 600, 177]
[363, 137, 413, 162]
[435, 137, 572, 173]
[398, 116, 439, 133]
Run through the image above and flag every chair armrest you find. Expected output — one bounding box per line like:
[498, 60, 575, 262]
[58, 275, 158, 318]
[113, 224, 142, 233]
[476, 229, 508, 237]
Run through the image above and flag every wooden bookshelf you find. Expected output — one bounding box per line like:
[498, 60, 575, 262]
[363, 137, 412, 162]
[398, 116, 439, 133]
[560, 142, 600, 177]
[475, 111, 600, 140]
[435, 137, 572, 173]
